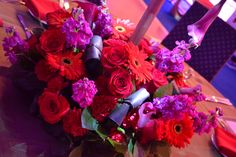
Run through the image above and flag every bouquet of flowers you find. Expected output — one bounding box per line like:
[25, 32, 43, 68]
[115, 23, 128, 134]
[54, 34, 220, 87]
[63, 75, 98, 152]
[2, 0, 225, 156]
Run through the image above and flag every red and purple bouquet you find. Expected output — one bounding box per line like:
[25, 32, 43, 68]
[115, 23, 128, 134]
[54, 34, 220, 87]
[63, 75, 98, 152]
[2, 0, 224, 156]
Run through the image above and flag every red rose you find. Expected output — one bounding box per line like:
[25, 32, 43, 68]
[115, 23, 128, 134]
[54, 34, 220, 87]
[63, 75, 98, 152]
[138, 38, 153, 56]
[39, 29, 65, 54]
[139, 119, 166, 144]
[38, 91, 70, 124]
[90, 96, 117, 122]
[101, 39, 128, 71]
[35, 60, 56, 82]
[46, 9, 71, 28]
[152, 69, 168, 88]
[145, 69, 168, 93]
[46, 76, 68, 93]
[108, 69, 133, 98]
[63, 108, 87, 137]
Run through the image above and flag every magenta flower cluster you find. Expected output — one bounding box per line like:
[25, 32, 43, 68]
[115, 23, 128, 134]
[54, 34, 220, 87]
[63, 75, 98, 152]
[62, 14, 93, 50]
[2, 26, 28, 64]
[192, 107, 223, 134]
[72, 77, 97, 108]
[155, 40, 191, 73]
[93, 8, 113, 38]
[153, 95, 195, 120]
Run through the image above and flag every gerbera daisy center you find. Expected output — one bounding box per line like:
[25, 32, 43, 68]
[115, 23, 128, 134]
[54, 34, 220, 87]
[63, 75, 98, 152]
[115, 26, 126, 33]
[134, 60, 140, 66]
[174, 124, 183, 134]
[62, 57, 72, 65]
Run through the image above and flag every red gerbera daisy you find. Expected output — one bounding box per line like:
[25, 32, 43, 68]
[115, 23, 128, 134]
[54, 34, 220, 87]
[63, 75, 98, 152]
[46, 9, 71, 28]
[112, 18, 135, 41]
[47, 52, 86, 80]
[165, 116, 194, 148]
[126, 42, 153, 83]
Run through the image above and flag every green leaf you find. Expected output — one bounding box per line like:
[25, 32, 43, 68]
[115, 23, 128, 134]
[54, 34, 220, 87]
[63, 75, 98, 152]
[153, 83, 173, 98]
[107, 138, 127, 154]
[132, 80, 136, 92]
[128, 138, 135, 155]
[81, 108, 98, 130]
[117, 127, 125, 134]
[95, 129, 108, 141]
[73, 47, 79, 53]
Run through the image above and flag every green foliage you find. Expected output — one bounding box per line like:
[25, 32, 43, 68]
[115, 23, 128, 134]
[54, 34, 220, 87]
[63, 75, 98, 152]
[153, 83, 173, 98]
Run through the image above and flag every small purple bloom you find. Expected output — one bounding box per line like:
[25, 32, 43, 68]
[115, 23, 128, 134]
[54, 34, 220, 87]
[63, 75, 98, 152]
[153, 95, 194, 120]
[179, 85, 206, 102]
[72, 77, 97, 108]
[93, 8, 113, 38]
[193, 107, 223, 134]
[155, 40, 191, 73]
[62, 15, 93, 50]
[2, 26, 28, 64]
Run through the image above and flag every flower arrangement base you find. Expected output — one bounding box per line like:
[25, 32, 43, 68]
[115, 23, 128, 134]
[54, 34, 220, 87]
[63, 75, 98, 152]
[128, 142, 171, 157]
[69, 140, 124, 157]
[145, 142, 171, 157]
[69, 141, 171, 157]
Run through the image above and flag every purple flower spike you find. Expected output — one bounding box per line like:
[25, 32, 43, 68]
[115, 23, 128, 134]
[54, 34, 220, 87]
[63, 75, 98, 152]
[187, 0, 226, 46]
[93, 8, 113, 38]
[153, 95, 195, 120]
[72, 77, 97, 108]
[2, 26, 28, 64]
[62, 16, 93, 50]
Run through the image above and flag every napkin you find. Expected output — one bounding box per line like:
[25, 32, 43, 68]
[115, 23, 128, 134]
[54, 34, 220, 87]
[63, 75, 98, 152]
[215, 127, 236, 157]
[0, 17, 3, 27]
[24, 0, 61, 21]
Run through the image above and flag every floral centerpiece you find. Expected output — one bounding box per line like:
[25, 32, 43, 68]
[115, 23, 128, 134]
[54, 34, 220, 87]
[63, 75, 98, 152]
[2, 0, 225, 156]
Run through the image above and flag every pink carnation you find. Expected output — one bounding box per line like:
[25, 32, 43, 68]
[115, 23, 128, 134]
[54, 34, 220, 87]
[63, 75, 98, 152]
[72, 77, 97, 108]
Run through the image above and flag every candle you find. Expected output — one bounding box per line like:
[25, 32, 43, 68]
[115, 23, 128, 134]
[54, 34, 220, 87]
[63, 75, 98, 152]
[130, 0, 165, 45]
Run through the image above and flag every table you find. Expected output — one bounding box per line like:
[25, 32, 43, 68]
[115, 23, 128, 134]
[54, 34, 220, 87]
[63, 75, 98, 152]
[0, 1, 235, 157]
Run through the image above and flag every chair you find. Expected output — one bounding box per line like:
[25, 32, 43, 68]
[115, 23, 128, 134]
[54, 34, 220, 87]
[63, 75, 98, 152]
[161, 2, 236, 81]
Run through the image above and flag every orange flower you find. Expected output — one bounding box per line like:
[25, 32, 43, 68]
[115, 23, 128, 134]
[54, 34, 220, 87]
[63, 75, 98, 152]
[112, 18, 135, 41]
[126, 42, 153, 83]
[165, 116, 194, 148]
[47, 52, 86, 80]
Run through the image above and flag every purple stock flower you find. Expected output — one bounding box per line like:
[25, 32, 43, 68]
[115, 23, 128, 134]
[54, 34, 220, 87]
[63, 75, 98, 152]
[155, 40, 191, 73]
[153, 95, 194, 120]
[192, 107, 223, 134]
[93, 8, 113, 38]
[187, 0, 226, 46]
[2, 26, 28, 64]
[179, 85, 206, 102]
[72, 77, 97, 108]
[62, 15, 93, 50]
